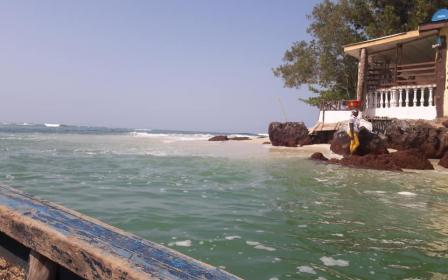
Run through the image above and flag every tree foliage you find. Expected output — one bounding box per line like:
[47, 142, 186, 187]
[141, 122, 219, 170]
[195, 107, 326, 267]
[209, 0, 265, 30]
[274, 0, 448, 106]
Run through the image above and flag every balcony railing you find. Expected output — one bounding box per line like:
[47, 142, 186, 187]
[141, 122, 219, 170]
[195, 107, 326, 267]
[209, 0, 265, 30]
[364, 84, 436, 120]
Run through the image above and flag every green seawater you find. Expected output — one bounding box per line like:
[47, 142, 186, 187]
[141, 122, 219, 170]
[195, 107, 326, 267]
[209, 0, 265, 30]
[1, 125, 448, 279]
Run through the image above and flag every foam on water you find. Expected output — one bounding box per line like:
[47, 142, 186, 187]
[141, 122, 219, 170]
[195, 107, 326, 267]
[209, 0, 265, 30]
[225, 236, 241, 240]
[297, 266, 316, 274]
[320, 257, 350, 267]
[130, 131, 214, 141]
[169, 240, 192, 247]
[254, 244, 276, 251]
[44, 123, 61, 127]
[397, 191, 417, 196]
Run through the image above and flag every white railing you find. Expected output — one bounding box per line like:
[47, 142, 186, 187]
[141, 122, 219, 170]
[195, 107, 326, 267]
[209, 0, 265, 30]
[364, 84, 437, 120]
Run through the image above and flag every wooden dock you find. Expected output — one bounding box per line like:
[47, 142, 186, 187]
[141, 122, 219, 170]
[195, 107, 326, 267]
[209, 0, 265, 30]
[0, 185, 241, 280]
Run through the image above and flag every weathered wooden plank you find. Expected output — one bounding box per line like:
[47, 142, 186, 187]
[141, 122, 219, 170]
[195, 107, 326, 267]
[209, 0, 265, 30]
[0, 186, 241, 280]
[28, 250, 57, 280]
[396, 61, 436, 68]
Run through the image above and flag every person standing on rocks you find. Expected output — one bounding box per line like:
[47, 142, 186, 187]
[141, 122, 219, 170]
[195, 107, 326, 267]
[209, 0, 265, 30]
[348, 109, 360, 154]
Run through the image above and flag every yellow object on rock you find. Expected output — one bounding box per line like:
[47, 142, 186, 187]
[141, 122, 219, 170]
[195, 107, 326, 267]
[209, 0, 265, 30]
[349, 131, 359, 154]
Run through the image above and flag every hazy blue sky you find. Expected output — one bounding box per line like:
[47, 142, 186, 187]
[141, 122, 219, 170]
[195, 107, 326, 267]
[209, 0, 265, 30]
[0, 1, 320, 133]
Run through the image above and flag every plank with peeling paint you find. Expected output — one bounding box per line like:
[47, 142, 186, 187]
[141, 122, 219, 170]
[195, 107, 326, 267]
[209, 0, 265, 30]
[0, 185, 241, 280]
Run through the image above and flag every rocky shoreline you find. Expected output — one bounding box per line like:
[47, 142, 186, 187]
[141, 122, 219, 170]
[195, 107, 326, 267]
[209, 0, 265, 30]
[269, 119, 448, 172]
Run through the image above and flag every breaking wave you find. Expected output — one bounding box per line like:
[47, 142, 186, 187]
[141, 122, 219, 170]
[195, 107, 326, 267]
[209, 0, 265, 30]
[130, 131, 214, 141]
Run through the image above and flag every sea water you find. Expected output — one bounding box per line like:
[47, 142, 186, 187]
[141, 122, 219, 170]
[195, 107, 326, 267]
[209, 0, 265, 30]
[0, 123, 448, 279]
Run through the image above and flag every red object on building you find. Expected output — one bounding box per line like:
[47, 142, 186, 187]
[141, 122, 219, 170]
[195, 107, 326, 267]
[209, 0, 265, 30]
[346, 100, 360, 109]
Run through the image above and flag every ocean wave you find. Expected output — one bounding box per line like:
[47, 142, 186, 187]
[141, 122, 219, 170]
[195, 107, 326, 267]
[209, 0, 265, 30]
[44, 123, 61, 128]
[130, 132, 213, 141]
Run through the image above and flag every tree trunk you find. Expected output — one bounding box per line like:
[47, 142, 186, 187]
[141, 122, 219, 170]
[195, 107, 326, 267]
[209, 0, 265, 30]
[356, 48, 367, 106]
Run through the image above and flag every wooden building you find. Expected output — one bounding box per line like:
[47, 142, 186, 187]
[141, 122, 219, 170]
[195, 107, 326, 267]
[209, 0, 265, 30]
[310, 10, 448, 135]
[344, 19, 448, 120]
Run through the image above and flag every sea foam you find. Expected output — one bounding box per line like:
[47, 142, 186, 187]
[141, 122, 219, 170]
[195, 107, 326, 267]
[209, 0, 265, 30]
[297, 266, 316, 274]
[320, 256, 350, 267]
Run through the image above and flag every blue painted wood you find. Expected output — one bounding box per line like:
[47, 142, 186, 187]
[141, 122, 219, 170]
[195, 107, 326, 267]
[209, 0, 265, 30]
[0, 186, 241, 280]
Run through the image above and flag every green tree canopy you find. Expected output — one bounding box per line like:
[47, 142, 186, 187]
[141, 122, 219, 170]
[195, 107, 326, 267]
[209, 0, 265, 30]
[274, 0, 448, 106]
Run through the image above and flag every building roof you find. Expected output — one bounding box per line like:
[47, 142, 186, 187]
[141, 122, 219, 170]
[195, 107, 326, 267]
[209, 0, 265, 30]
[344, 29, 438, 59]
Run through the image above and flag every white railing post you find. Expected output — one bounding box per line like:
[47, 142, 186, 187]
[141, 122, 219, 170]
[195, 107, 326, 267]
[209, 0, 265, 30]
[398, 89, 402, 107]
[429, 87, 434, 106]
[391, 90, 396, 107]
[385, 90, 390, 108]
[381, 91, 384, 108]
[405, 87, 410, 107]
[380, 91, 383, 108]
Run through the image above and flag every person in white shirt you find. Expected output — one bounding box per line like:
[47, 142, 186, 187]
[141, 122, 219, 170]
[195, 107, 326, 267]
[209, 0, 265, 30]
[347, 110, 360, 154]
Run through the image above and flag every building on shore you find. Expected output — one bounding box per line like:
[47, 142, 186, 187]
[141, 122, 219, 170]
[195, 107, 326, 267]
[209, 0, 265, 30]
[311, 9, 448, 134]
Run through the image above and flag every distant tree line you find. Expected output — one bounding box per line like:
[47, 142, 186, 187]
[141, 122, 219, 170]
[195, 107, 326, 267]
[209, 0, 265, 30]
[273, 0, 448, 106]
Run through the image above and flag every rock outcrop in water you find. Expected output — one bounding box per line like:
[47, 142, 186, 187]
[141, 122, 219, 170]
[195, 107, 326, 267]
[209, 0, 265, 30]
[329, 154, 401, 171]
[390, 149, 434, 170]
[209, 135, 229, 141]
[311, 149, 432, 171]
[330, 127, 388, 156]
[383, 119, 448, 159]
[208, 135, 252, 141]
[268, 122, 309, 147]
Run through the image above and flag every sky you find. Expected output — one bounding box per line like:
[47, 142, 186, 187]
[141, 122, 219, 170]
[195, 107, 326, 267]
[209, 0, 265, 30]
[0, 0, 320, 133]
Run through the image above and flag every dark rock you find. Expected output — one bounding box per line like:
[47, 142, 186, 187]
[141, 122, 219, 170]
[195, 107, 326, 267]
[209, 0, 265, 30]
[228, 137, 251, 141]
[326, 149, 433, 171]
[208, 135, 229, 141]
[330, 127, 388, 156]
[383, 119, 448, 158]
[442, 120, 448, 128]
[439, 151, 448, 168]
[268, 122, 309, 147]
[329, 154, 401, 171]
[390, 149, 434, 170]
[309, 152, 328, 161]
[329, 130, 351, 156]
[262, 141, 271, 145]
